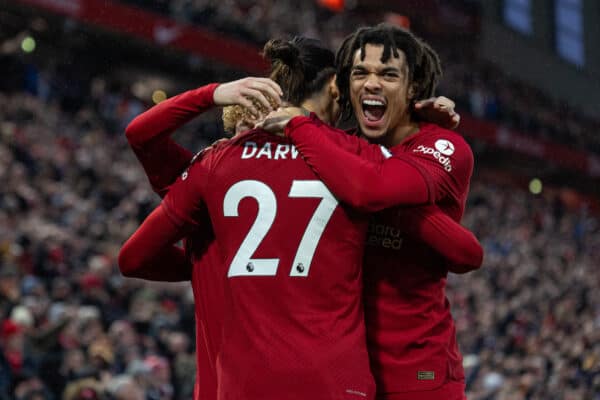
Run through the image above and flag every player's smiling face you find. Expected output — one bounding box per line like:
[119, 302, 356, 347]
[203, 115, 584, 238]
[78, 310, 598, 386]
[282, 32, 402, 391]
[349, 44, 413, 143]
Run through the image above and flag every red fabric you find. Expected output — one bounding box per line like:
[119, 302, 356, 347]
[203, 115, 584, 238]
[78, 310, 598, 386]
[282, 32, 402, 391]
[123, 83, 224, 400]
[284, 119, 477, 394]
[118, 206, 191, 281]
[4, 350, 23, 373]
[397, 206, 483, 273]
[162, 129, 375, 400]
[188, 227, 223, 400]
[365, 125, 473, 394]
[285, 116, 481, 271]
[285, 115, 432, 212]
[191, 274, 219, 400]
[1, 320, 23, 338]
[125, 83, 219, 196]
[117, 206, 223, 400]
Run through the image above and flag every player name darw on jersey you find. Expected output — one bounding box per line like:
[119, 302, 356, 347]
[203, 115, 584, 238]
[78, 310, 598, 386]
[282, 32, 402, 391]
[241, 141, 299, 160]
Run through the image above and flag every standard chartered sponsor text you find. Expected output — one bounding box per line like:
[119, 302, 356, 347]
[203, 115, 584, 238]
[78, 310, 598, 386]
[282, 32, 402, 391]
[367, 223, 404, 250]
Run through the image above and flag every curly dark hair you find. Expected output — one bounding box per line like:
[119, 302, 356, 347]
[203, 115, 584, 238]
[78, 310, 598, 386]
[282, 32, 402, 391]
[335, 23, 442, 120]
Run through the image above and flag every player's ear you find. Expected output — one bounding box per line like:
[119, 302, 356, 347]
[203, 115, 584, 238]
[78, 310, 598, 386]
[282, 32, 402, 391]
[407, 84, 415, 100]
[329, 75, 340, 102]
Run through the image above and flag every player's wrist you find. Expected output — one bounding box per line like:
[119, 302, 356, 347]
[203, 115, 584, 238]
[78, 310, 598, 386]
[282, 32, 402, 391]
[284, 115, 313, 137]
[200, 83, 221, 108]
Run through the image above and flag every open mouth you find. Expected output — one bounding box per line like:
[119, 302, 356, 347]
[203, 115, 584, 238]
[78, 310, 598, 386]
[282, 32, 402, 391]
[361, 98, 387, 123]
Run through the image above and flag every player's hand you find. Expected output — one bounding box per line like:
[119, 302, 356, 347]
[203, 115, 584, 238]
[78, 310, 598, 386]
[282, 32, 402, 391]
[213, 77, 283, 117]
[414, 96, 460, 130]
[257, 107, 306, 136]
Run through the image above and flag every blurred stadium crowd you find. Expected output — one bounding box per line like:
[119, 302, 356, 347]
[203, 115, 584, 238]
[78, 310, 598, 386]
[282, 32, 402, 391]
[119, 0, 600, 154]
[1, 1, 600, 400]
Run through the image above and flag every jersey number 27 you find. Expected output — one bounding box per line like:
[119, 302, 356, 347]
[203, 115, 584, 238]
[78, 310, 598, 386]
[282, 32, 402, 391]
[224, 180, 338, 278]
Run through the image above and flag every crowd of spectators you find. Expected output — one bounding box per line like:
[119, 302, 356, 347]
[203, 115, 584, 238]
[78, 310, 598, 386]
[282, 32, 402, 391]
[117, 0, 600, 155]
[455, 182, 600, 399]
[0, 62, 218, 399]
[1, 2, 600, 398]
[438, 49, 600, 155]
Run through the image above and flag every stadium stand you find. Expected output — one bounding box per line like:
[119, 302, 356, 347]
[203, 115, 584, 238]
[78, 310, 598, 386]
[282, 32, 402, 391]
[1, 1, 599, 399]
[113, 0, 600, 155]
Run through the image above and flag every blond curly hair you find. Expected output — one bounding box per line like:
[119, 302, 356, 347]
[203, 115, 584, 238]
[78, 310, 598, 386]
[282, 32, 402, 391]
[222, 95, 279, 135]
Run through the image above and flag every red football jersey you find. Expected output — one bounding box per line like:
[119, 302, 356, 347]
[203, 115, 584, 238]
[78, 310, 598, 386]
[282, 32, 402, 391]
[361, 124, 472, 394]
[188, 227, 224, 400]
[283, 118, 475, 395]
[162, 129, 375, 400]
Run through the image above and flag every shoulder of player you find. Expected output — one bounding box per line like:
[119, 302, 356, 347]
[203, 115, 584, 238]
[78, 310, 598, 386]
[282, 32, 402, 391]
[186, 142, 222, 167]
[191, 129, 281, 165]
[414, 124, 473, 157]
[227, 128, 265, 145]
[193, 133, 246, 163]
[421, 123, 470, 144]
[227, 128, 294, 149]
[179, 138, 233, 180]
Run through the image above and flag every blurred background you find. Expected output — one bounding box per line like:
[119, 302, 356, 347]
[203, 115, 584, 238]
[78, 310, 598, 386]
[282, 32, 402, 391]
[0, 0, 599, 399]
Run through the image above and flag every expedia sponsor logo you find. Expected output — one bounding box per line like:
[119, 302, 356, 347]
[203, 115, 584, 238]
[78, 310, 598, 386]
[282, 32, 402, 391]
[434, 139, 455, 155]
[413, 142, 454, 172]
[366, 223, 403, 250]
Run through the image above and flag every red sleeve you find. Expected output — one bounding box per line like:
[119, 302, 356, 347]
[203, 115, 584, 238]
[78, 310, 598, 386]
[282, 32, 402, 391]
[403, 127, 474, 203]
[161, 156, 211, 231]
[118, 206, 192, 281]
[119, 154, 213, 282]
[125, 83, 220, 197]
[398, 205, 483, 273]
[285, 116, 432, 212]
[291, 114, 388, 158]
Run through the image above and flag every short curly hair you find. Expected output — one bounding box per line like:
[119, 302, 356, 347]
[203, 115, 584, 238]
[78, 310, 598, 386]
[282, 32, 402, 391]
[221, 95, 279, 135]
[221, 105, 248, 135]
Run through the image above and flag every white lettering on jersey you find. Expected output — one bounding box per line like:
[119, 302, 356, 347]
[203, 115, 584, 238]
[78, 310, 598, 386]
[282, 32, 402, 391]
[256, 142, 272, 159]
[241, 141, 258, 159]
[241, 141, 299, 160]
[274, 144, 290, 159]
[224, 180, 338, 277]
[413, 143, 454, 172]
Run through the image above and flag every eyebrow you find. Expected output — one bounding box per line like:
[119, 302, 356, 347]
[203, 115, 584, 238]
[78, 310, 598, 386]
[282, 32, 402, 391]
[351, 65, 401, 74]
[381, 67, 401, 74]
